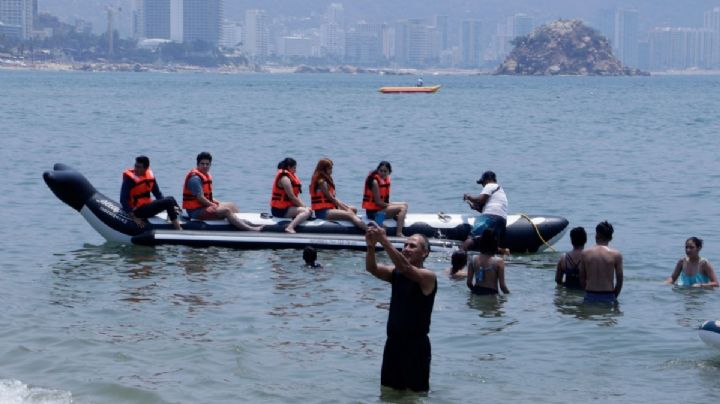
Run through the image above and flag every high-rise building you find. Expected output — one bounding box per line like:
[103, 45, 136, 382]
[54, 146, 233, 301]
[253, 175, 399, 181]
[244, 9, 268, 58]
[649, 27, 713, 70]
[436, 15, 449, 51]
[183, 0, 222, 45]
[345, 30, 381, 65]
[0, 0, 33, 39]
[143, 0, 171, 39]
[509, 13, 533, 38]
[133, 0, 182, 41]
[595, 8, 615, 45]
[320, 3, 345, 57]
[220, 20, 241, 48]
[461, 19, 482, 67]
[703, 7, 720, 67]
[394, 19, 434, 66]
[614, 9, 639, 67]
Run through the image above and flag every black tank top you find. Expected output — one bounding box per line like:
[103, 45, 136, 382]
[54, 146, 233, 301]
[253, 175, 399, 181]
[386, 269, 437, 339]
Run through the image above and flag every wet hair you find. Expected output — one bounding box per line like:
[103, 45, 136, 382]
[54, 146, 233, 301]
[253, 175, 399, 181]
[277, 157, 297, 170]
[570, 227, 587, 248]
[376, 161, 392, 174]
[196, 151, 212, 164]
[595, 221, 614, 242]
[303, 246, 317, 265]
[686, 237, 703, 250]
[450, 250, 467, 272]
[311, 158, 334, 193]
[475, 229, 498, 255]
[135, 155, 150, 169]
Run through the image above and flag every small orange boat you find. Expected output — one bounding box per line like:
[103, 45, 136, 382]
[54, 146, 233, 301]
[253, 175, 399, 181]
[378, 85, 441, 94]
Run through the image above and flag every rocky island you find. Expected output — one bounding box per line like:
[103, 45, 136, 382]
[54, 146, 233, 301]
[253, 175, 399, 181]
[495, 19, 649, 76]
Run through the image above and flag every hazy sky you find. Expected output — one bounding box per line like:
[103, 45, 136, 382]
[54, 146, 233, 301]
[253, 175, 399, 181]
[39, 0, 720, 35]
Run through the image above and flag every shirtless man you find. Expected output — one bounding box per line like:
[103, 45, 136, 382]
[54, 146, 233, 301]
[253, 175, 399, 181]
[579, 221, 623, 303]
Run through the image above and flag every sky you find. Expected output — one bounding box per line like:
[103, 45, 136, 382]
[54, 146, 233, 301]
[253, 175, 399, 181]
[38, 0, 720, 36]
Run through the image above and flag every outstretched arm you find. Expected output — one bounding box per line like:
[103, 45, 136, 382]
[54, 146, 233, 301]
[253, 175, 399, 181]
[365, 229, 393, 282]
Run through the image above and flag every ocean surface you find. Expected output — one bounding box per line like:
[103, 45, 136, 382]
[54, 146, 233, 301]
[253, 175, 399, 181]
[1, 70, 719, 403]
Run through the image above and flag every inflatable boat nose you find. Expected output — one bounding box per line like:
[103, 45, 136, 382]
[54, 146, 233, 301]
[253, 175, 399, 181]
[43, 166, 97, 212]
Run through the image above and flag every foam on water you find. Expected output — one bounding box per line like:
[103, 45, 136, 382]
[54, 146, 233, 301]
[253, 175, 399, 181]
[0, 379, 72, 404]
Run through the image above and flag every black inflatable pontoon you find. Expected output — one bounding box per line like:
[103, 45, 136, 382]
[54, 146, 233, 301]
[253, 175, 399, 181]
[43, 164, 569, 252]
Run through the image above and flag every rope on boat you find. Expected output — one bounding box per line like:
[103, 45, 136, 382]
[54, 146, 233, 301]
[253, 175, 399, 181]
[520, 213, 556, 252]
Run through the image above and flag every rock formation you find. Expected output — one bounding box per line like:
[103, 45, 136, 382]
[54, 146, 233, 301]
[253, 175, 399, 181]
[495, 19, 649, 76]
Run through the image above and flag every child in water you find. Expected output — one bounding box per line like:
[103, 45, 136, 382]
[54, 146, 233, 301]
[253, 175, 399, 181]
[303, 246, 322, 268]
[444, 250, 468, 279]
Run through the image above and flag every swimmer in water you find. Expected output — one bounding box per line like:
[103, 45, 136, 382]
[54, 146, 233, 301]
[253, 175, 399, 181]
[665, 237, 718, 287]
[579, 221, 623, 303]
[444, 250, 468, 280]
[555, 227, 586, 289]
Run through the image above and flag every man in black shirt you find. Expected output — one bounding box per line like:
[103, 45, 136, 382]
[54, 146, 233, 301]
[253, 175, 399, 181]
[365, 226, 437, 392]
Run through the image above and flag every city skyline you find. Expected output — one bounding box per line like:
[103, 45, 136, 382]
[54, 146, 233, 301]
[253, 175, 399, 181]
[6, 1, 720, 70]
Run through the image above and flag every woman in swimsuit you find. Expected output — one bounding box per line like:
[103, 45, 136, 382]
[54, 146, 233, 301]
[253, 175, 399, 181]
[555, 227, 586, 289]
[466, 229, 509, 295]
[666, 237, 718, 287]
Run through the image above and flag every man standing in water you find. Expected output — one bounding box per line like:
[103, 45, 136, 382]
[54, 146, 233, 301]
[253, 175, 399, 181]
[365, 226, 437, 392]
[579, 221, 623, 303]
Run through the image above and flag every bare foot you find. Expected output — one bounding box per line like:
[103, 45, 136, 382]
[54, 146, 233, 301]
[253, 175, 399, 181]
[172, 220, 182, 231]
[251, 225, 265, 232]
[285, 227, 296, 234]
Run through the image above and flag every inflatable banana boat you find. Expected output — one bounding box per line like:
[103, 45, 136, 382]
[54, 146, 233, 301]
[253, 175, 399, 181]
[43, 163, 569, 252]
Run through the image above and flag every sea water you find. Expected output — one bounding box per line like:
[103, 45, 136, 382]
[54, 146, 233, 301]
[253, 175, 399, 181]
[1, 70, 719, 403]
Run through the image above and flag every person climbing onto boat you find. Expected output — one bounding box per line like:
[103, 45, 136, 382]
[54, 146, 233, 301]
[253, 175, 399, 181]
[666, 237, 718, 287]
[466, 229, 509, 295]
[270, 157, 311, 233]
[555, 227, 586, 289]
[362, 161, 408, 237]
[120, 155, 182, 230]
[182, 152, 263, 231]
[463, 170, 508, 251]
[579, 221, 623, 303]
[310, 158, 367, 232]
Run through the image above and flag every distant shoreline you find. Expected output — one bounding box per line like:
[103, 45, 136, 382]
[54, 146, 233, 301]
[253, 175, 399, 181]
[3, 60, 720, 76]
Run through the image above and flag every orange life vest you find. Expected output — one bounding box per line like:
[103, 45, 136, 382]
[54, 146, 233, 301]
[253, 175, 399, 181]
[310, 179, 336, 210]
[182, 168, 213, 210]
[123, 168, 155, 209]
[270, 169, 302, 209]
[362, 172, 390, 210]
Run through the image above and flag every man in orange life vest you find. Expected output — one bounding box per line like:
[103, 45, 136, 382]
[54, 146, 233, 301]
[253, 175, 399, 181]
[182, 152, 263, 231]
[120, 155, 182, 230]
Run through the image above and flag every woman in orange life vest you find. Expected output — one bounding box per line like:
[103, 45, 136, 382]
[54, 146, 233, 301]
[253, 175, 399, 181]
[270, 157, 311, 233]
[182, 151, 263, 231]
[362, 161, 408, 237]
[310, 158, 368, 232]
[121, 155, 182, 230]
